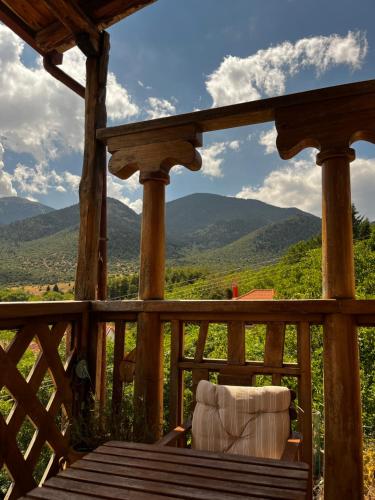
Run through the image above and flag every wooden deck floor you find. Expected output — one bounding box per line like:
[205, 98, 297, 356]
[21, 441, 309, 499]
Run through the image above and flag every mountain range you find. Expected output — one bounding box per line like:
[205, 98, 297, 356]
[0, 194, 321, 285]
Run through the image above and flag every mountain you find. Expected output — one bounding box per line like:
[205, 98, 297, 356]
[166, 193, 309, 250]
[0, 198, 141, 284]
[180, 214, 321, 268]
[0, 194, 321, 285]
[0, 196, 54, 225]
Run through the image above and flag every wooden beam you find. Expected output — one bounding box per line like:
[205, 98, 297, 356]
[43, 51, 85, 98]
[41, 0, 100, 56]
[97, 79, 375, 141]
[0, 1, 43, 55]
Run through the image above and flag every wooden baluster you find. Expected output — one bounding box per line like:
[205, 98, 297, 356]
[112, 320, 126, 418]
[169, 320, 185, 430]
[263, 321, 285, 385]
[218, 321, 247, 385]
[192, 321, 209, 410]
[297, 321, 313, 499]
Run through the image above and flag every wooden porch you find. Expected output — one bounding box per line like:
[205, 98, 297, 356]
[0, 1, 373, 499]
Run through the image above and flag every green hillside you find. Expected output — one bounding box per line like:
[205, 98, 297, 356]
[0, 194, 321, 285]
[179, 214, 321, 268]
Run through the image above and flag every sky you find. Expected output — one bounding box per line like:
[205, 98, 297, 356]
[1, 0, 375, 218]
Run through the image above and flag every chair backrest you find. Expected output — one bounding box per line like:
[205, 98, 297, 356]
[192, 380, 291, 459]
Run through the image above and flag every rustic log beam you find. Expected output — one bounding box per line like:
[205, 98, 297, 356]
[74, 32, 109, 410]
[41, 0, 100, 56]
[275, 97, 374, 499]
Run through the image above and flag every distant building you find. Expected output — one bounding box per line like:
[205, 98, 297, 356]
[231, 283, 275, 300]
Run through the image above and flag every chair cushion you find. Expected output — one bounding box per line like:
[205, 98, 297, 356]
[192, 380, 291, 459]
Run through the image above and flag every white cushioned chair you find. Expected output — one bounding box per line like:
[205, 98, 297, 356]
[158, 380, 301, 461]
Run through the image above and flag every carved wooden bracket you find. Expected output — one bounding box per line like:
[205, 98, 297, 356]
[107, 124, 202, 184]
[275, 92, 375, 164]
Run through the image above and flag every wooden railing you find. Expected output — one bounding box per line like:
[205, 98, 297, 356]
[1, 299, 375, 498]
[0, 301, 88, 500]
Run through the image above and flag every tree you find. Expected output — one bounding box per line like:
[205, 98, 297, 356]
[53, 284, 59, 292]
[352, 204, 371, 241]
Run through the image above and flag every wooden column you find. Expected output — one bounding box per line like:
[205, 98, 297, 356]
[133, 171, 169, 442]
[275, 95, 375, 500]
[74, 31, 109, 405]
[317, 148, 363, 499]
[102, 126, 202, 442]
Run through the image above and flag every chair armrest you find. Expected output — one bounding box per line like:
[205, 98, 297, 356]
[156, 420, 192, 447]
[281, 431, 303, 462]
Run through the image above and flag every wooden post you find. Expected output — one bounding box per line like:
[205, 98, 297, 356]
[318, 148, 363, 499]
[74, 31, 109, 406]
[133, 171, 169, 442]
[275, 97, 373, 500]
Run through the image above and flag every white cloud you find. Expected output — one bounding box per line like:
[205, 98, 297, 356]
[206, 31, 367, 106]
[0, 142, 16, 196]
[129, 198, 143, 213]
[64, 171, 80, 191]
[236, 154, 375, 219]
[12, 161, 63, 195]
[199, 140, 242, 178]
[228, 140, 241, 151]
[200, 142, 227, 178]
[145, 97, 176, 119]
[259, 127, 277, 154]
[0, 24, 139, 163]
[107, 175, 142, 213]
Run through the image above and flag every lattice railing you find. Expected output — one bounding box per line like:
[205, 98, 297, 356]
[0, 303, 87, 500]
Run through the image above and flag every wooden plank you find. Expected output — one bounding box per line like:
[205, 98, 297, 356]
[0, 1, 44, 55]
[227, 320, 245, 364]
[27, 478, 168, 499]
[169, 320, 184, 429]
[297, 322, 313, 499]
[0, 301, 89, 319]
[41, 0, 99, 55]
[102, 442, 309, 473]
[62, 466, 305, 500]
[97, 79, 375, 141]
[81, 451, 307, 491]
[264, 322, 285, 384]
[72, 458, 307, 499]
[91, 298, 338, 314]
[112, 320, 126, 415]
[179, 360, 300, 376]
[161, 312, 324, 323]
[107, 123, 202, 150]
[24, 484, 101, 499]
[194, 321, 209, 362]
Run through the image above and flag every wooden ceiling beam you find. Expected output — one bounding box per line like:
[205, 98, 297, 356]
[41, 0, 100, 56]
[0, 1, 44, 55]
